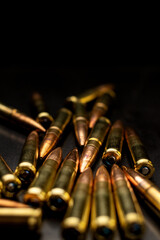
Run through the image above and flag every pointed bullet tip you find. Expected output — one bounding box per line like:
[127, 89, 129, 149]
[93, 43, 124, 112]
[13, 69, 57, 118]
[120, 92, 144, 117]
[78, 167, 93, 184]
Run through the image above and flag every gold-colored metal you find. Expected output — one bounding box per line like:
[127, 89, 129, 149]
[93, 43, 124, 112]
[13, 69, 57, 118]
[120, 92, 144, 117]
[80, 117, 111, 172]
[122, 166, 160, 217]
[23, 147, 62, 207]
[0, 102, 46, 132]
[0, 155, 21, 198]
[125, 127, 155, 178]
[31, 91, 54, 129]
[91, 165, 116, 240]
[0, 199, 29, 208]
[102, 120, 124, 167]
[47, 148, 79, 211]
[89, 89, 116, 128]
[0, 207, 42, 230]
[111, 164, 145, 239]
[15, 130, 39, 186]
[75, 83, 115, 104]
[39, 108, 72, 160]
[61, 167, 93, 240]
[72, 99, 88, 146]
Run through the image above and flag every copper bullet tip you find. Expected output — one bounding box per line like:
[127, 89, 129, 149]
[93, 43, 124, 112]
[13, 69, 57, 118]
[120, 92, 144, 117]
[78, 167, 93, 186]
[46, 147, 62, 164]
[95, 165, 110, 182]
[111, 164, 125, 181]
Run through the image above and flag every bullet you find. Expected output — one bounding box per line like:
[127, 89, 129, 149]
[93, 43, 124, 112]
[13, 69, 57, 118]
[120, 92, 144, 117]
[125, 127, 155, 178]
[0, 155, 21, 198]
[47, 148, 79, 211]
[0, 207, 42, 230]
[61, 167, 93, 240]
[111, 164, 145, 239]
[102, 120, 124, 167]
[15, 131, 39, 186]
[91, 165, 116, 240]
[31, 91, 54, 129]
[72, 98, 88, 146]
[89, 89, 116, 129]
[122, 166, 160, 217]
[0, 199, 30, 208]
[23, 147, 62, 207]
[66, 83, 115, 104]
[0, 102, 46, 132]
[39, 108, 72, 160]
[80, 117, 111, 172]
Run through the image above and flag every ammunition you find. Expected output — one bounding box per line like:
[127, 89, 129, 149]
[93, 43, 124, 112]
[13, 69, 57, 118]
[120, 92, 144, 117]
[125, 127, 155, 178]
[31, 91, 54, 129]
[0, 207, 42, 230]
[102, 120, 124, 167]
[66, 84, 115, 104]
[61, 167, 93, 240]
[89, 90, 116, 129]
[23, 147, 62, 207]
[123, 166, 160, 217]
[80, 117, 111, 172]
[0, 102, 46, 132]
[15, 130, 39, 186]
[39, 108, 72, 160]
[72, 98, 88, 146]
[0, 199, 29, 208]
[91, 165, 116, 240]
[47, 148, 79, 211]
[111, 164, 145, 239]
[0, 155, 21, 198]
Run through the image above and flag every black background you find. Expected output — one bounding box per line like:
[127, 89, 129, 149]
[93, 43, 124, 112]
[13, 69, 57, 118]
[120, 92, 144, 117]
[0, 65, 160, 240]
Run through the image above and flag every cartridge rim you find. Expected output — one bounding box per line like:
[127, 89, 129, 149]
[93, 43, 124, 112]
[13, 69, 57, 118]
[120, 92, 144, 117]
[102, 149, 121, 166]
[24, 187, 46, 208]
[1, 174, 21, 197]
[124, 213, 144, 239]
[135, 159, 155, 178]
[36, 112, 54, 123]
[47, 188, 70, 211]
[15, 162, 36, 184]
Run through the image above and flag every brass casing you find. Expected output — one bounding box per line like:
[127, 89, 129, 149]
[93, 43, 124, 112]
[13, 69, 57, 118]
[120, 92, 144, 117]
[47, 149, 79, 211]
[123, 166, 160, 217]
[111, 165, 145, 239]
[91, 166, 116, 240]
[0, 102, 46, 132]
[125, 127, 155, 178]
[15, 130, 38, 185]
[0, 207, 42, 230]
[61, 168, 93, 240]
[39, 108, 72, 159]
[24, 148, 62, 207]
[0, 155, 21, 198]
[102, 120, 124, 167]
[80, 117, 111, 172]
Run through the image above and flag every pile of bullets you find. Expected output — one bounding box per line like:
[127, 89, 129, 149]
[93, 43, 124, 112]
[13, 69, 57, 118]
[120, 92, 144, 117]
[0, 84, 159, 240]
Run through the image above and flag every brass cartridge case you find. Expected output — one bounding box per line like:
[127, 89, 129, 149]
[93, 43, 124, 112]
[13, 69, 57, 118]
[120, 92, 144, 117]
[123, 166, 160, 217]
[47, 148, 79, 211]
[111, 164, 144, 239]
[31, 91, 54, 129]
[61, 167, 93, 240]
[75, 83, 115, 104]
[39, 108, 72, 160]
[15, 130, 39, 186]
[72, 98, 88, 146]
[80, 117, 111, 172]
[89, 90, 116, 129]
[125, 127, 155, 178]
[0, 102, 46, 132]
[102, 120, 124, 167]
[91, 165, 116, 240]
[0, 155, 21, 198]
[23, 147, 62, 207]
[0, 207, 42, 230]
